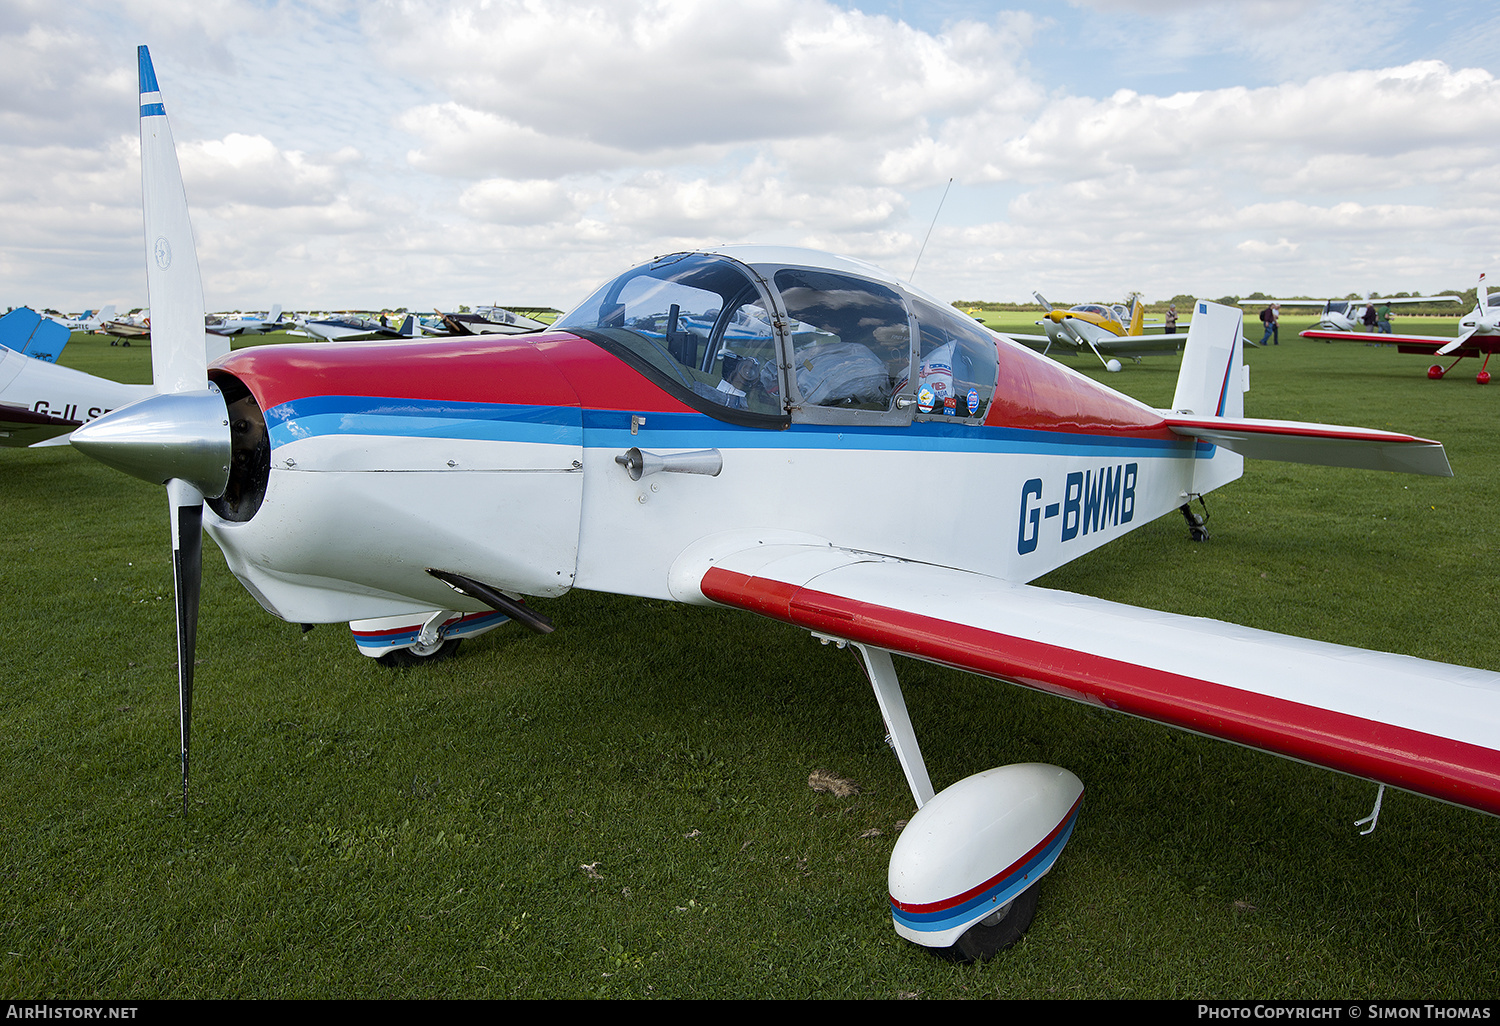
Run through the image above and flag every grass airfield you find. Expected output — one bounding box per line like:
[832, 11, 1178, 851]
[3, 323, 1499, 999]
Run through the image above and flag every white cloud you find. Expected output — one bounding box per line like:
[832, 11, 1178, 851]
[0, 0, 1497, 310]
[382, 0, 1031, 180]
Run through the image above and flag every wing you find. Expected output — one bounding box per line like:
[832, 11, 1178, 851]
[1301, 328, 1453, 351]
[677, 542, 1500, 817]
[1097, 332, 1189, 356]
[1299, 328, 1497, 357]
[0, 401, 78, 446]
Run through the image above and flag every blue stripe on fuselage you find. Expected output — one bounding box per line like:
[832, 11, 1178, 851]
[264, 395, 1211, 460]
[266, 395, 583, 448]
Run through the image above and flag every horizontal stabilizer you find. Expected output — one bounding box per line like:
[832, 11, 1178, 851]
[1165, 416, 1451, 477]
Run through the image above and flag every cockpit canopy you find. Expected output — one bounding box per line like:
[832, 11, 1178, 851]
[556, 249, 999, 427]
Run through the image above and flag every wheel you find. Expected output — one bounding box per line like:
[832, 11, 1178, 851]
[1428, 365, 1445, 379]
[946, 883, 1040, 963]
[1478, 371, 1491, 385]
[376, 637, 462, 668]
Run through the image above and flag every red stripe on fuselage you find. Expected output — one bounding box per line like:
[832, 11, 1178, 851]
[213, 331, 700, 416]
[700, 567, 1500, 818]
[986, 337, 1174, 438]
[213, 328, 1181, 441]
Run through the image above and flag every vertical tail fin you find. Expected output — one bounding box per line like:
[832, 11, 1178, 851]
[1171, 300, 1245, 418]
[1129, 298, 1144, 336]
[1169, 299, 1246, 495]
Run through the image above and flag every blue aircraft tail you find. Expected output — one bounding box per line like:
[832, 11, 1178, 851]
[0, 307, 72, 363]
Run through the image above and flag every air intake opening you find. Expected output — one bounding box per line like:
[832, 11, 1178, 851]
[206, 371, 269, 522]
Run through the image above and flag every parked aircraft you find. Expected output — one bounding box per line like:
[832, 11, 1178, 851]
[0, 309, 152, 445]
[1300, 274, 1500, 382]
[207, 305, 284, 336]
[103, 313, 150, 344]
[435, 306, 548, 336]
[46, 305, 117, 332]
[68, 47, 1500, 964]
[1006, 294, 1190, 371]
[293, 312, 421, 342]
[1242, 294, 1459, 332]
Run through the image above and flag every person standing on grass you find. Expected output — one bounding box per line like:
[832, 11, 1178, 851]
[1378, 302, 1392, 333]
[1259, 303, 1280, 345]
[1165, 304, 1177, 334]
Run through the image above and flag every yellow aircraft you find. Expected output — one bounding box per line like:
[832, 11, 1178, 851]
[1007, 293, 1191, 372]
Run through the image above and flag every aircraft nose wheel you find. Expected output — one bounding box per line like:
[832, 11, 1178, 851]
[376, 638, 462, 667]
[944, 884, 1041, 963]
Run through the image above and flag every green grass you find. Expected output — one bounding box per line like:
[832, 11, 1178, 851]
[1, 329, 1498, 997]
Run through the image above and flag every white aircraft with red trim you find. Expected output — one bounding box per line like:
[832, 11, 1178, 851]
[69, 47, 1500, 963]
[1300, 274, 1500, 383]
[1246, 293, 1460, 333]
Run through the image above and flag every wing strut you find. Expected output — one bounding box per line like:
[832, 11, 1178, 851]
[816, 634, 934, 808]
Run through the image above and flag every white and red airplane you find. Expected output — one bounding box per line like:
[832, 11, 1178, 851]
[1246, 294, 1459, 333]
[1301, 274, 1500, 383]
[69, 47, 1500, 963]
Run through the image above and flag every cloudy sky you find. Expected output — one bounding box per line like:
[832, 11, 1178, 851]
[1, 0, 1497, 314]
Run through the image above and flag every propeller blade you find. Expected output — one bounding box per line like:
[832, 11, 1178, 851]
[1438, 326, 1478, 356]
[137, 46, 223, 388]
[168, 478, 204, 814]
[1033, 291, 1054, 313]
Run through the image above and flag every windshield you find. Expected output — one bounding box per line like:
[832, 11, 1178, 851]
[557, 253, 782, 418]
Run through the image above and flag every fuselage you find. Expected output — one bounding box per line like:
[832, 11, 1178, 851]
[199, 249, 1222, 626]
[0, 342, 152, 445]
[1039, 304, 1131, 347]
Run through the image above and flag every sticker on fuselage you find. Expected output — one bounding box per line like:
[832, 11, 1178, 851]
[1017, 463, 1138, 555]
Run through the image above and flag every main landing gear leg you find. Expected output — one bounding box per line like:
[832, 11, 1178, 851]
[812, 634, 1083, 962]
[1179, 495, 1210, 542]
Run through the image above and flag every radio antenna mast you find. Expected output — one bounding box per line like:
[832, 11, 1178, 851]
[909, 177, 953, 282]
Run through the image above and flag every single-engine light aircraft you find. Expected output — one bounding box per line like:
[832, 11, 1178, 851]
[437, 305, 549, 336]
[69, 47, 1500, 963]
[207, 305, 284, 337]
[293, 312, 421, 342]
[1245, 293, 1459, 333]
[1300, 274, 1500, 383]
[0, 308, 151, 446]
[1006, 293, 1189, 372]
[46, 305, 117, 333]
